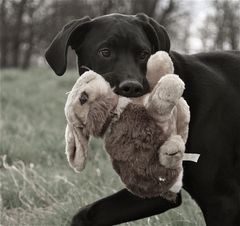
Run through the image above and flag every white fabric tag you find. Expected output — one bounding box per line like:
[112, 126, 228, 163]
[183, 153, 200, 163]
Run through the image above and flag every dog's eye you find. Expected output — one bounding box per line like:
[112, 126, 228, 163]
[98, 48, 111, 58]
[79, 91, 89, 105]
[139, 50, 150, 60]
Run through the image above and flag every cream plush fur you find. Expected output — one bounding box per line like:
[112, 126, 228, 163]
[64, 51, 200, 198]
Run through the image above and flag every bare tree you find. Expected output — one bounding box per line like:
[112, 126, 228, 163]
[21, 5, 35, 69]
[130, 0, 159, 16]
[199, 0, 240, 51]
[0, 0, 9, 68]
[0, 0, 49, 69]
[21, 0, 46, 69]
[11, 0, 28, 67]
[0, 0, 194, 69]
[0, 0, 28, 68]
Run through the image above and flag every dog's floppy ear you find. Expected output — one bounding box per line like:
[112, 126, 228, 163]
[45, 17, 91, 76]
[135, 13, 170, 52]
[65, 124, 89, 172]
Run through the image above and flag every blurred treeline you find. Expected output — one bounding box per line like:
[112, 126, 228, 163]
[0, 0, 239, 69]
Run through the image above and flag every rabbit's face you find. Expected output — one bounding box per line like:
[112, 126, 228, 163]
[65, 71, 117, 135]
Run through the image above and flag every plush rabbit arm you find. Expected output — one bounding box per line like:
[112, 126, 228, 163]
[145, 74, 185, 121]
[146, 51, 174, 90]
[144, 51, 200, 168]
[176, 98, 190, 144]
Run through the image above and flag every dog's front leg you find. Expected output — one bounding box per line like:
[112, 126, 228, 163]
[71, 188, 182, 226]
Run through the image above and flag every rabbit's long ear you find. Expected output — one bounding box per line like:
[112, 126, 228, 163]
[65, 124, 89, 172]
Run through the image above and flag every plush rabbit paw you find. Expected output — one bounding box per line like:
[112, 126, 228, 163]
[148, 74, 185, 117]
[159, 135, 185, 169]
[155, 74, 185, 104]
[146, 51, 174, 90]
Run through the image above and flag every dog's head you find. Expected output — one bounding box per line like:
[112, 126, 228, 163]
[45, 13, 170, 97]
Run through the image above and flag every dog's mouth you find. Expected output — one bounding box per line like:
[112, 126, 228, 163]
[102, 72, 150, 98]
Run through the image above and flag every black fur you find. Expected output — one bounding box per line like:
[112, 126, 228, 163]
[45, 13, 240, 226]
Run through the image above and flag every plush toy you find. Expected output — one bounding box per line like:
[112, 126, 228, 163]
[64, 51, 200, 201]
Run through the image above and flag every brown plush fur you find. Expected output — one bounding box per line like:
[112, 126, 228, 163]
[70, 90, 180, 200]
[104, 103, 179, 200]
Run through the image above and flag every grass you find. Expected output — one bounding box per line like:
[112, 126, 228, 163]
[0, 68, 206, 226]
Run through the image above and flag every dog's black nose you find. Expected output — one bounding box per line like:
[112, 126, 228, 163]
[118, 80, 144, 97]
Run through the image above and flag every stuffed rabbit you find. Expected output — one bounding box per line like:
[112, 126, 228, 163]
[64, 51, 200, 200]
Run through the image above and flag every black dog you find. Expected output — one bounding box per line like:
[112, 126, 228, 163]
[45, 13, 240, 226]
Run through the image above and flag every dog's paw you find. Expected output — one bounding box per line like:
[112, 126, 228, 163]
[159, 135, 185, 169]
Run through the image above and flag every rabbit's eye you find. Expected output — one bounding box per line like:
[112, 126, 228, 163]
[79, 91, 88, 105]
